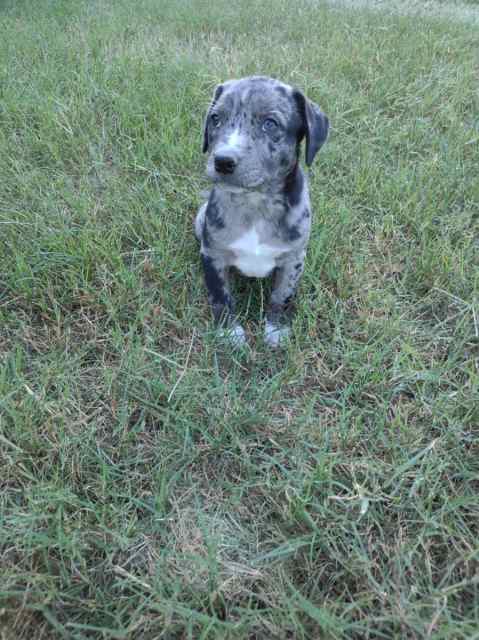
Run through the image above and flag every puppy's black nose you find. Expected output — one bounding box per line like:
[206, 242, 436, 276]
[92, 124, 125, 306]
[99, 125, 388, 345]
[214, 154, 236, 175]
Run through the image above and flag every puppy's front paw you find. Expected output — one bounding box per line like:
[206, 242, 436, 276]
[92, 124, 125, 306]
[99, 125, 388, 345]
[264, 321, 290, 348]
[218, 324, 247, 348]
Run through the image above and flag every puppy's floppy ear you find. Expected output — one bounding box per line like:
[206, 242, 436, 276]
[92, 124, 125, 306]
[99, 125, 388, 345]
[293, 90, 329, 167]
[202, 84, 224, 153]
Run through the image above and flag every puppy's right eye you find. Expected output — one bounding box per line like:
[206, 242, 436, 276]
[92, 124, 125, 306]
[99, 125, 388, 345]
[211, 113, 221, 127]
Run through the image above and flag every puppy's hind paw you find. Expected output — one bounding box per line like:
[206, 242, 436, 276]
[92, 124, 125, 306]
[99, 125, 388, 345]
[218, 324, 247, 348]
[264, 321, 290, 348]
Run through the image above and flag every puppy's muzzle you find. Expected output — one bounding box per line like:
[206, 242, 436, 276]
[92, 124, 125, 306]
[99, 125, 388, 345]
[214, 154, 237, 175]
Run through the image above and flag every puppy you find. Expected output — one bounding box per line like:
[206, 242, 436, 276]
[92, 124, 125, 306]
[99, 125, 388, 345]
[195, 76, 329, 347]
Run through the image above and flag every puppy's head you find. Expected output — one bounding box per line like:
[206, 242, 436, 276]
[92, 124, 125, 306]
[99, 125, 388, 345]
[202, 76, 329, 190]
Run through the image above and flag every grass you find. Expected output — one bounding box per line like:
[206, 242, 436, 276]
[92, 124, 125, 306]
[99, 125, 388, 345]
[0, 0, 478, 637]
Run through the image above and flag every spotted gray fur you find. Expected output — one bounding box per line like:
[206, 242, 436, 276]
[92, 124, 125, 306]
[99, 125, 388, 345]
[195, 76, 329, 347]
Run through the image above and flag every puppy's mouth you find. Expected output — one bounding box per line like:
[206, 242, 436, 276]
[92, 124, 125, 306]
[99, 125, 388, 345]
[213, 176, 265, 191]
[207, 165, 265, 191]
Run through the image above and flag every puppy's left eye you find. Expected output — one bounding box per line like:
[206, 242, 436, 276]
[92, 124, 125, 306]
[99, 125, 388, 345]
[263, 117, 279, 133]
[211, 113, 221, 127]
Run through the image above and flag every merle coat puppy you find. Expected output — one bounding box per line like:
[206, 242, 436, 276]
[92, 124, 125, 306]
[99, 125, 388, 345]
[195, 76, 329, 346]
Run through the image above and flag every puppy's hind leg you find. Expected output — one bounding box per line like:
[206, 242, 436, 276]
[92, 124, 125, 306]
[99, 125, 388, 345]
[194, 203, 207, 243]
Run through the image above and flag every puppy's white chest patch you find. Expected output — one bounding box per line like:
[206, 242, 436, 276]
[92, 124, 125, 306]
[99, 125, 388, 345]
[229, 228, 287, 278]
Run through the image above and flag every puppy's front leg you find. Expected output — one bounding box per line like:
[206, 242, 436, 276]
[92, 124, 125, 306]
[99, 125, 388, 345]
[265, 254, 305, 347]
[201, 253, 246, 346]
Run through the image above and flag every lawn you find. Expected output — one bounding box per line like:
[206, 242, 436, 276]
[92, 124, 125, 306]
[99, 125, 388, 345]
[0, 0, 478, 638]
